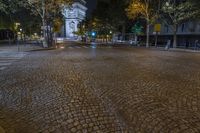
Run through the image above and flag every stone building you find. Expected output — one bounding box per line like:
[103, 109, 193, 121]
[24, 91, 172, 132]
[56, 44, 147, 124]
[148, 21, 200, 47]
[62, 0, 87, 39]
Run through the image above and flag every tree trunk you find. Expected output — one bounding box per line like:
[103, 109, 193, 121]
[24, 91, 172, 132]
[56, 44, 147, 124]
[122, 24, 126, 41]
[155, 32, 158, 47]
[49, 25, 53, 47]
[146, 22, 150, 48]
[42, 0, 47, 48]
[42, 20, 48, 48]
[134, 33, 138, 45]
[173, 24, 177, 48]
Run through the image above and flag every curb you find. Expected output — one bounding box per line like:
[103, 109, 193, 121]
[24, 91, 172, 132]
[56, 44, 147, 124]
[28, 47, 56, 52]
[76, 42, 136, 47]
[168, 48, 200, 53]
[140, 47, 200, 53]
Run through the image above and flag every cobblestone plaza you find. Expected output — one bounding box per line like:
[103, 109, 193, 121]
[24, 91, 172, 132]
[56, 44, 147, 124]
[1, 45, 200, 132]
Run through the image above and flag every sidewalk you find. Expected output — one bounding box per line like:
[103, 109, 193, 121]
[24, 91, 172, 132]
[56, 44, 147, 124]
[151, 47, 200, 53]
[76, 41, 134, 47]
[0, 44, 45, 52]
[77, 41, 200, 53]
[168, 48, 200, 53]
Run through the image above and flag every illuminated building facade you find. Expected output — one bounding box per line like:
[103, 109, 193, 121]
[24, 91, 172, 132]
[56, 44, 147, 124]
[62, 0, 87, 39]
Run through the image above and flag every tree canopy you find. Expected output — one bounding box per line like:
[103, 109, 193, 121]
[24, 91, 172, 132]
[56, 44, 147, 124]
[91, 0, 130, 33]
[126, 0, 160, 47]
[160, 0, 198, 47]
[161, 0, 197, 25]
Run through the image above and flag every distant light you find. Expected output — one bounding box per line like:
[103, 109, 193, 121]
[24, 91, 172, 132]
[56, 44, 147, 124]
[15, 23, 20, 26]
[166, 2, 169, 6]
[20, 28, 22, 32]
[92, 32, 96, 37]
[110, 31, 112, 34]
[91, 46, 96, 49]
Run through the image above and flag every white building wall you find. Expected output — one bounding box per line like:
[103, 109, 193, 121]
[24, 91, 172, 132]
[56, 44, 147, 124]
[62, 0, 87, 39]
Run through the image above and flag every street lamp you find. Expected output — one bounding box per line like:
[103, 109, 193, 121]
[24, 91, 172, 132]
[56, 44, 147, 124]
[14, 23, 21, 52]
[19, 28, 23, 41]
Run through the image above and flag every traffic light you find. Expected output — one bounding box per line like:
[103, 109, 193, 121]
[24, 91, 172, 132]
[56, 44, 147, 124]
[91, 31, 96, 37]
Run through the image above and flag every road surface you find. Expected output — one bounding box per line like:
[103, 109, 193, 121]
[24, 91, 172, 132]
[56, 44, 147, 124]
[1, 42, 200, 132]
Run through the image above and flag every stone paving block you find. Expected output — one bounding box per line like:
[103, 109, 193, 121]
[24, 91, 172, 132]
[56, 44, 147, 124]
[1, 47, 200, 132]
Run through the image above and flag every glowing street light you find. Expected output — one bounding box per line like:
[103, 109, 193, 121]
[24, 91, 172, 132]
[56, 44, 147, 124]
[91, 31, 96, 37]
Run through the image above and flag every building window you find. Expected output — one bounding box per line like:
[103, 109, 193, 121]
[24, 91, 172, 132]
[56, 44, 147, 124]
[181, 23, 185, 32]
[165, 25, 169, 33]
[199, 24, 200, 32]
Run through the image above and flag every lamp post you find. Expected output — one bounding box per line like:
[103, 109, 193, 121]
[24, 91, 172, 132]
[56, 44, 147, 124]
[17, 31, 20, 52]
[20, 28, 22, 41]
[15, 23, 21, 52]
[6, 30, 11, 46]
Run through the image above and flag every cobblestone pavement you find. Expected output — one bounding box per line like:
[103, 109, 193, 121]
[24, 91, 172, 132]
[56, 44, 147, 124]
[0, 51, 27, 71]
[1, 44, 200, 133]
[65, 45, 112, 50]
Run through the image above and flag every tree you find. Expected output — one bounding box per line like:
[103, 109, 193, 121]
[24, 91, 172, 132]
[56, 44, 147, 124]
[190, 0, 200, 18]
[53, 18, 63, 33]
[0, 0, 24, 14]
[0, 1, 6, 12]
[91, 0, 130, 38]
[108, 0, 130, 39]
[23, 0, 72, 47]
[131, 22, 143, 44]
[126, 0, 160, 47]
[91, 0, 113, 34]
[16, 8, 41, 37]
[0, 0, 37, 41]
[161, 0, 197, 48]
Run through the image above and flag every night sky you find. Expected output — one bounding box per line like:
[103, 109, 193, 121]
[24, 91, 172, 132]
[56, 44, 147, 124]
[85, 0, 97, 17]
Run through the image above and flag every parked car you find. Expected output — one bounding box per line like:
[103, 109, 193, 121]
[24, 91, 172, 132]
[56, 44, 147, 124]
[129, 40, 139, 45]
